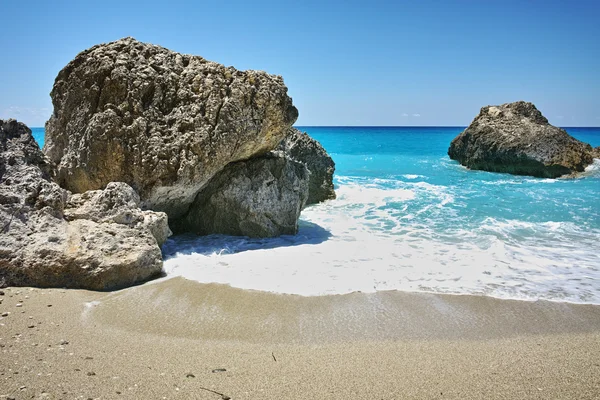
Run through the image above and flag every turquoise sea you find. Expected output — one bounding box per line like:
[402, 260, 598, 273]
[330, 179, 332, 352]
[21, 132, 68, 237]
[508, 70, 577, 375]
[33, 127, 600, 303]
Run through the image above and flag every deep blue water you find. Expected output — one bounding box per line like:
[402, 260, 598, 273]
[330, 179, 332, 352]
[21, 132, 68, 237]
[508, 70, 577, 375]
[31, 127, 45, 146]
[32, 127, 600, 302]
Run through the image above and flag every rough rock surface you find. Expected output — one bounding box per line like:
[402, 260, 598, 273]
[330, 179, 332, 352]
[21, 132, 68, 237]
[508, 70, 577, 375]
[172, 153, 309, 237]
[448, 101, 595, 178]
[0, 119, 169, 290]
[278, 128, 335, 205]
[45, 37, 298, 219]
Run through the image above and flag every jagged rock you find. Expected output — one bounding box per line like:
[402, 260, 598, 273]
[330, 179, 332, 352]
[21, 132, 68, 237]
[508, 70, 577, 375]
[65, 182, 171, 246]
[45, 37, 298, 220]
[172, 153, 309, 237]
[593, 147, 600, 159]
[448, 101, 595, 178]
[0, 119, 169, 290]
[278, 128, 335, 205]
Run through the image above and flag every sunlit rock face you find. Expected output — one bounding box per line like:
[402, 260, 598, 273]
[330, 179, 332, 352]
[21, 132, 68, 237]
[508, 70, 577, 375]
[0, 119, 168, 290]
[448, 101, 595, 178]
[45, 37, 298, 220]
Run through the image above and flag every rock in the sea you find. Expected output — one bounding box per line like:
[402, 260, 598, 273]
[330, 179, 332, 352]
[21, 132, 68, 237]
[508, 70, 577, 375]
[448, 101, 595, 178]
[45, 37, 298, 219]
[172, 153, 309, 237]
[278, 128, 335, 205]
[0, 119, 169, 290]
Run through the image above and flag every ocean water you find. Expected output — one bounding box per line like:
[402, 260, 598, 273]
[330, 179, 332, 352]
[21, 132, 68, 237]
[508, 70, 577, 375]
[32, 127, 600, 303]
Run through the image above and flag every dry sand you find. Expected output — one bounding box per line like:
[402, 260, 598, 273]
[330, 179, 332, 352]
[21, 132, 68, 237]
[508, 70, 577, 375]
[1, 277, 599, 399]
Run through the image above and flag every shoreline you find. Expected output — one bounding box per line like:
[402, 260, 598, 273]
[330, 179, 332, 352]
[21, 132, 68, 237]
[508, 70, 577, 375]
[2, 277, 600, 399]
[154, 273, 600, 307]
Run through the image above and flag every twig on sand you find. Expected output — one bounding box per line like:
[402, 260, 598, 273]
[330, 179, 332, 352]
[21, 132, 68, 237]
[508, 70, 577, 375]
[198, 386, 231, 400]
[272, 352, 277, 362]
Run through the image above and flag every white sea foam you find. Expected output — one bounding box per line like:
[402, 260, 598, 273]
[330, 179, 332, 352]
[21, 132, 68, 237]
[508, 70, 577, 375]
[581, 158, 600, 176]
[402, 174, 425, 180]
[163, 177, 600, 304]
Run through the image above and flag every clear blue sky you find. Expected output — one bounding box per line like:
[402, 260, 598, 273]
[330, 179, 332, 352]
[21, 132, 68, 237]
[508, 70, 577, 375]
[1, 0, 598, 127]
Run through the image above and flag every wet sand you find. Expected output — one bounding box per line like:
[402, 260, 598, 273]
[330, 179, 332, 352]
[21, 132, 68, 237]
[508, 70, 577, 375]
[1, 277, 600, 399]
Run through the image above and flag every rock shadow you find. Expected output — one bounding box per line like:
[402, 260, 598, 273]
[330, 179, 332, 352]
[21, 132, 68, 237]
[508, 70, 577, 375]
[162, 220, 332, 259]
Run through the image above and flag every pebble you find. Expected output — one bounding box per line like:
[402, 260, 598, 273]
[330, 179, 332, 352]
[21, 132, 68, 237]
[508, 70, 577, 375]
[87, 371, 96, 376]
[0, 290, 4, 295]
[1, 312, 9, 317]
[15, 303, 22, 307]
[60, 340, 69, 345]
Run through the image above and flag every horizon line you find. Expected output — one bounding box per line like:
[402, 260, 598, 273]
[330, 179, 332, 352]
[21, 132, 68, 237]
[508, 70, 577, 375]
[294, 125, 600, 129]
[27, 125, 600, 129]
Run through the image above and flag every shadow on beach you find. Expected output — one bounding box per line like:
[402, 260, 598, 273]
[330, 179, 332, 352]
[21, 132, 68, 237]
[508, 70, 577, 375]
[161, 219, 332, 259]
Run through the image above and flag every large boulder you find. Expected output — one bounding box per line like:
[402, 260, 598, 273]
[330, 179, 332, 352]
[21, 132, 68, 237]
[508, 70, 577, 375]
[0, 119, 169, 290]
[44, 37, 298, 219]
[448, 101, 595, 178]
[172, 152, 309, 237]
[278, 128, 335, 205]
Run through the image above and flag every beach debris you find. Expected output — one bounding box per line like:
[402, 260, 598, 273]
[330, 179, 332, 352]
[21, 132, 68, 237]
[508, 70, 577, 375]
[212, 368, 227, 373]
[87, 371, 96, 376]
[60, 340, 69, 345]
[272, 352, 277, 362]
[185, 373, 195, 378]
[15, 303, 22, 307]
[0, 290, 4, 295]
[198, 386, 231, 400]
[1, 312, 8, 317]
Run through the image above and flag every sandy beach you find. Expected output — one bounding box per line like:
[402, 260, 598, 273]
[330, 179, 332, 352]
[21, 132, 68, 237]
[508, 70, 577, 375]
[1, 278, 599, 399]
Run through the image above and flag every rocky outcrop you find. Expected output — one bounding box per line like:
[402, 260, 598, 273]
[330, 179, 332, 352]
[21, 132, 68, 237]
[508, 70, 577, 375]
[448, 101, 596, 178]
[278, 128, 335, 205]
[65, 182, 171, 246]
[44, 37, 298, 220]
[0, 119, 169, 290]
[172, 153, 309, 237]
